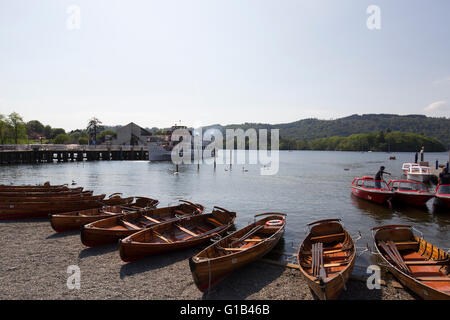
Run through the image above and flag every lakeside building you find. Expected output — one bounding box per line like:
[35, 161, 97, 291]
[109, 122, 152, 146]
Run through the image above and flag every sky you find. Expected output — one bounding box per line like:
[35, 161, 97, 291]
[0, 0, 449, 131]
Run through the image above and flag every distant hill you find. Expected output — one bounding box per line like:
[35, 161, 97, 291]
[200, 114, 450, 149]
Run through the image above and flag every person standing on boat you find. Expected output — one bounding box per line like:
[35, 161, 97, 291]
[420, 146, 424, 162]
[414, 152, 418, 163]
[375, 166, 391, 188]
[439, 167, 450, 184]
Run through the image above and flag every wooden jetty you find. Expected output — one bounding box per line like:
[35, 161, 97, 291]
[0, 145, 149, 165]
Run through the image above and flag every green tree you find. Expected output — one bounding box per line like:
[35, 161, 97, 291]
[78, 137, 88, 145]
[43, 125, 52, 139]
[51, 128, 66, 138]
[87, 117, 102, 145]
[0, 114, 11, 144]
[26, 120, 45, 135]
[8, 112, 27, 144]
[53, 133, 71, 144]
[97, 129, 116, 143]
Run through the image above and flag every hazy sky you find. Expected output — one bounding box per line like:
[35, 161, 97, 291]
[1, 0, 449, 131]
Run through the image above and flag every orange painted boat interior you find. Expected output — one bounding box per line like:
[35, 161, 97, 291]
[299, 222, 355, 279]
[375, 228, 450, 294]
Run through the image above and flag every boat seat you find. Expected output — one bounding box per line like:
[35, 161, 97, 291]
[218, 247, 246, 251]
[120, 220, 141, 230]
[244, 238, 264, 242]
[175, 224, 198, 237]
[143, 215, 160, 224]
[311, 233, 345, 242]
[394, 241, 418, 245]
[154, 231, 172, 243]
[416, 276, 450, 282]
[405, 260, 449, 265]
[207, 218, 223, 227]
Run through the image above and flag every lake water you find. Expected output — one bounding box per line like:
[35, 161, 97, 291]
[1, 150, 449, 267]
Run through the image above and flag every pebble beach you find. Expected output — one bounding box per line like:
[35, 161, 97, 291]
[0, 218, 415, 300]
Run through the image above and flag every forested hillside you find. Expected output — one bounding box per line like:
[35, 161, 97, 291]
[202, 114, 450, 150]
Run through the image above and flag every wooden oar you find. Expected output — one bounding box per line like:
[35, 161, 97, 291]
[230, 225, 264, 248]
[379, 241, 410, 274]
[319, 243, 327, 279]
[387, 241, 411, 274]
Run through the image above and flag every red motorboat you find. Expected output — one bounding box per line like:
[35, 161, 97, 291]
[434, 184, 450, 209]
[387, 179, 434, 207]
[351, 176, 394, 204]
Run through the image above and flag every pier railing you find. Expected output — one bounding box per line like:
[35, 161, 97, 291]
[0, 144, 142, 152]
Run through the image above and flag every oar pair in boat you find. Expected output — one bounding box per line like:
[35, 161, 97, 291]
[372, 225, 450, 300]
[297, 219, 356, 300]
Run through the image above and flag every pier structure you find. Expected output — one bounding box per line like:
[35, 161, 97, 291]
[0, 145, 148, 165]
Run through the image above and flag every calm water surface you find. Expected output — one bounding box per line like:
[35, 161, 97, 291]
[1, 150, 449, 267]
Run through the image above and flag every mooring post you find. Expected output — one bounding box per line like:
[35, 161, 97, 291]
[197, 147, 200, 171]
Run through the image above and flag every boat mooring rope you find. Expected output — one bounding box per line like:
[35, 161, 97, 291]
[339, 273, 347, 291]
[207, 259, 211, 295]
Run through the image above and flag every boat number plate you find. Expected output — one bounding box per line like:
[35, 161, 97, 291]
[232, 258, 237, 264]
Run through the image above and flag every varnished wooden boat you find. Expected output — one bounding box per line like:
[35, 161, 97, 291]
[298, 219, 356, 300]
[0, 196, 107, 220]
[189, 212, 285, 292]
[0, 188, 87, 197]
[0, 185, 81, 192]
[0, 190, 92, 198]
[81, 200, 205, 247]
[50, 196, 159, 232]
[372, 225, 450, 300]
[0, 192, 99, 203]
[119, 206, 237, 262]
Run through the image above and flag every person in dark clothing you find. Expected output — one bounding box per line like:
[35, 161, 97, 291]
[375, 166, 391, 188]
[439, 167, 450, 185]
[414, 152, 418, 163]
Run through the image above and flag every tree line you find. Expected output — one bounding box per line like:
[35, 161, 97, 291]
[279, 131, 447, 152]
[0, 112, 116, 145]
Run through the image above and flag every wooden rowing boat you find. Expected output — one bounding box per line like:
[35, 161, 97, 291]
[372, 225, 450, 300]
[81, 200, 205, 247]
[0, 184, 81, 192]
[119, 206, 237, 262]
[189, 212, 285, 292]
[0, 196, 107, 220]
[0, 192, 98, 202]
[0, 190, 92, 198]
[298, 219, 356, 300]
[50, 196, 159, 232]
[0, 188, 87, 197]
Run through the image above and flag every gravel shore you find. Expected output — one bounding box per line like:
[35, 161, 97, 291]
[0, 219, 415, 300]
